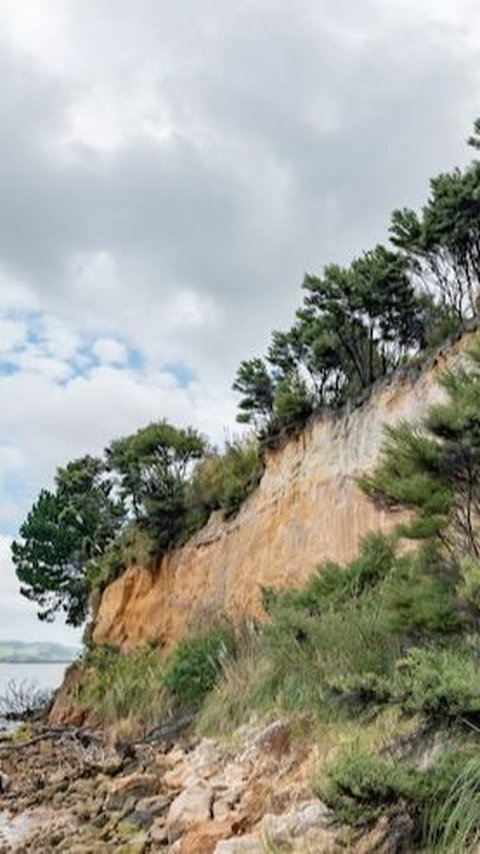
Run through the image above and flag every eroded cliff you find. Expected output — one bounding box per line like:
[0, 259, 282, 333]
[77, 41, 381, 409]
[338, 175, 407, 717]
[93, 328, 479, 651]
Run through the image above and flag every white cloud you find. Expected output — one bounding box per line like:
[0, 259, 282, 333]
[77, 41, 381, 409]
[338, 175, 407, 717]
[92, 338, 128, 366]
[0, 0, 478, 640]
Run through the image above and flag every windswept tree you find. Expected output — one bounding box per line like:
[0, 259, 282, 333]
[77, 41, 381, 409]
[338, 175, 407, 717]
[390, 127, 480, 320]
[362, 340, 480, 559]
[11, 456, 124, 626]
[106, 421, 206, 549]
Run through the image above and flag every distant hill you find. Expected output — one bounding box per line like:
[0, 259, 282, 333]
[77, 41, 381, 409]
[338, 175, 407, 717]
[0, 640, 80, 663]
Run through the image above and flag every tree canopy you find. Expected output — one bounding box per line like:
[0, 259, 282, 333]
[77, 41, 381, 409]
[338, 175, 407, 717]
[233, 120, 480, 436]
[11, 456, 124, 626]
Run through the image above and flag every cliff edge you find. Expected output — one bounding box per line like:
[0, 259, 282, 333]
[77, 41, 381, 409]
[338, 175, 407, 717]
[92, 327, 478, 651]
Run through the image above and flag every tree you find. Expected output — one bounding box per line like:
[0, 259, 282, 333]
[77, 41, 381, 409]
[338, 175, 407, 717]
[11, 456, 123, 626]
[106, 421, 206, 548]
[390, 124, 480, 320]
[232, 358, 275, 430]
[362, 341, 480, 559]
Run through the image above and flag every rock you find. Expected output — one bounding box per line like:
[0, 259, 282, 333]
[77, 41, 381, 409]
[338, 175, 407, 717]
[0, 773, 10, 793]
[149, 816, 169, 845]
[353, 810, 415, 853]
[124, 809, 155, 830]
[253, 720, 291, 758]
[214, 834, 263, 853]
[260, 801, 335, 846]
[104, 772, 158, 811]
[166, 782, 214, 842]
[179, 819, 234, 854]
[136, 793, 171, 817]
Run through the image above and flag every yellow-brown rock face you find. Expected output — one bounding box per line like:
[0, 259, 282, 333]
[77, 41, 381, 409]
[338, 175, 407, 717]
[93, 331, 478, 651]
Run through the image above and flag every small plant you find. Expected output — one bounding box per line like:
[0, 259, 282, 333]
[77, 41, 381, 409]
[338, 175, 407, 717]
[0, 680, 53, 720]
[395, 645, 480, 720]
[320, 749, 470, 832]
[79, 644, 170, 728]
[163, 626, 236, 711]
[426, 755, 480, 852]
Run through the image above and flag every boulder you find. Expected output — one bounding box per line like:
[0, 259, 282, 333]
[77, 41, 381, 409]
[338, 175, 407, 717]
[260, 801, 334, 846]
[166, 782, 214, 842]
[214, 834, 263, 853]
[104, 772, 158, 811]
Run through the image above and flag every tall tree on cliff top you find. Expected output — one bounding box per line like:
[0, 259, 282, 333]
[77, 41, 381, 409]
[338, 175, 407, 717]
[390, 124, 480, 320]
[11, 456, 124, 626]
[106, 421, 206, 549]
[233, 245, 426, 431]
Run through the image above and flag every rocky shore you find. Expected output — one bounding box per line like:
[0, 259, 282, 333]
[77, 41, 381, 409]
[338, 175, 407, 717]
[0, 716, 417, 853]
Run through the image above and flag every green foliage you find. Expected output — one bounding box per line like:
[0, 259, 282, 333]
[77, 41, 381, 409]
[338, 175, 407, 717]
[107, 421, 206, 549]
[362, 342, 480, 558]
[187, 438, 264, 523]
[321, 749, 469, 830]
[162, 627, 235, 711]
[234, 120, 480, 437]
[262, 532, 397, 616]
[11, 456, 124, 626]
[79, 644, 170, 727]
[395, 645, 480, 719]
[379, 546, 463, 639]
[426, 754, 480, 852]
[390, 133, 480, 320]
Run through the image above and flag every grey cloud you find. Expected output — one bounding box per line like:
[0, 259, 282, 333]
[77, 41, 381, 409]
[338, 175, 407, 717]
[0, 0, 478, 378]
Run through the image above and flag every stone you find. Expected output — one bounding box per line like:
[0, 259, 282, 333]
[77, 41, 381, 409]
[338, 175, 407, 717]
[166, 782, 214, 842]
[260, 801, 334, 846]
[104, 772, 158, 811]
[353, 810, 415, 853]
[214, 834, 263, 853]
[136, 793, 171, 817]
[179, 819, 234, 854]
[253, 720, 291, 758]
[149, 816, 169, 845]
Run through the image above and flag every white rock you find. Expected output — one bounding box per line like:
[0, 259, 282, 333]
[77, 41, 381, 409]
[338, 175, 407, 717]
[214, 834, 263, 853]
[261, 801, 334, 845]
[166, 781, 213, 842]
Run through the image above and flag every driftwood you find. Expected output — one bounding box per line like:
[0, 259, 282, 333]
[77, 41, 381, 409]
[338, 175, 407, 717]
[0, 726, 101, 752]
[136, 714, 194, 745]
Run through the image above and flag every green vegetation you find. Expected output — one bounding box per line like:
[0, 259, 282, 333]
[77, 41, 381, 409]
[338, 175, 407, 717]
[11, 117, 480, 851]
[162, 625, 235, 711]
[78, 644, 170, 727]
[233, 122, 480, 437]
[12, 430, 263, 625]
[11, 455, 125, 625]
[319, 749, 470, 828]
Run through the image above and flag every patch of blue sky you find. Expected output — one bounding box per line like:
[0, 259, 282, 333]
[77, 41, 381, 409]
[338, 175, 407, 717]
[0, 472, 30, 536]
[0, 360, 19, 377]
[164, 362, 196, 388]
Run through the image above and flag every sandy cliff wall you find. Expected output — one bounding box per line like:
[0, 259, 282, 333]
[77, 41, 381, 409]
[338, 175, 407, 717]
[93, 329, 479, 651]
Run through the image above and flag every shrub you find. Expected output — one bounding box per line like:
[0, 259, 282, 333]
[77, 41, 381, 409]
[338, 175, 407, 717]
[187, 438, 264, 523]
[380, 548, 463, 639]
[321, 749, 469, 830]
[263, 532, 398, 617]
[395, 646, 480, 720]
[162, 627, 235, 711]
[79, 644, 170, 728]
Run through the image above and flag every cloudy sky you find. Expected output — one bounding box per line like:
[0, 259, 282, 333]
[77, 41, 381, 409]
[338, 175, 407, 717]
[0, 0, 479, 645]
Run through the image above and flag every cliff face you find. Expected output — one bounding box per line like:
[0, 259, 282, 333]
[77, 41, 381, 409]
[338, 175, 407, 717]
[93, 331, 477, 651]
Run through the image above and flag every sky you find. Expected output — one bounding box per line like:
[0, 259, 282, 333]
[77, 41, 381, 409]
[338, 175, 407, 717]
[0, 0, 479, 645]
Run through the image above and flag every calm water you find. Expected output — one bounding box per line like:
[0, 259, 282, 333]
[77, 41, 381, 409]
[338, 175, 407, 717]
[0, 661, 70, 721]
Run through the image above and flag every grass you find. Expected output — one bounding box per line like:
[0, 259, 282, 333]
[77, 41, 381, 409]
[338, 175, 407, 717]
[426, 755, 480, 851]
